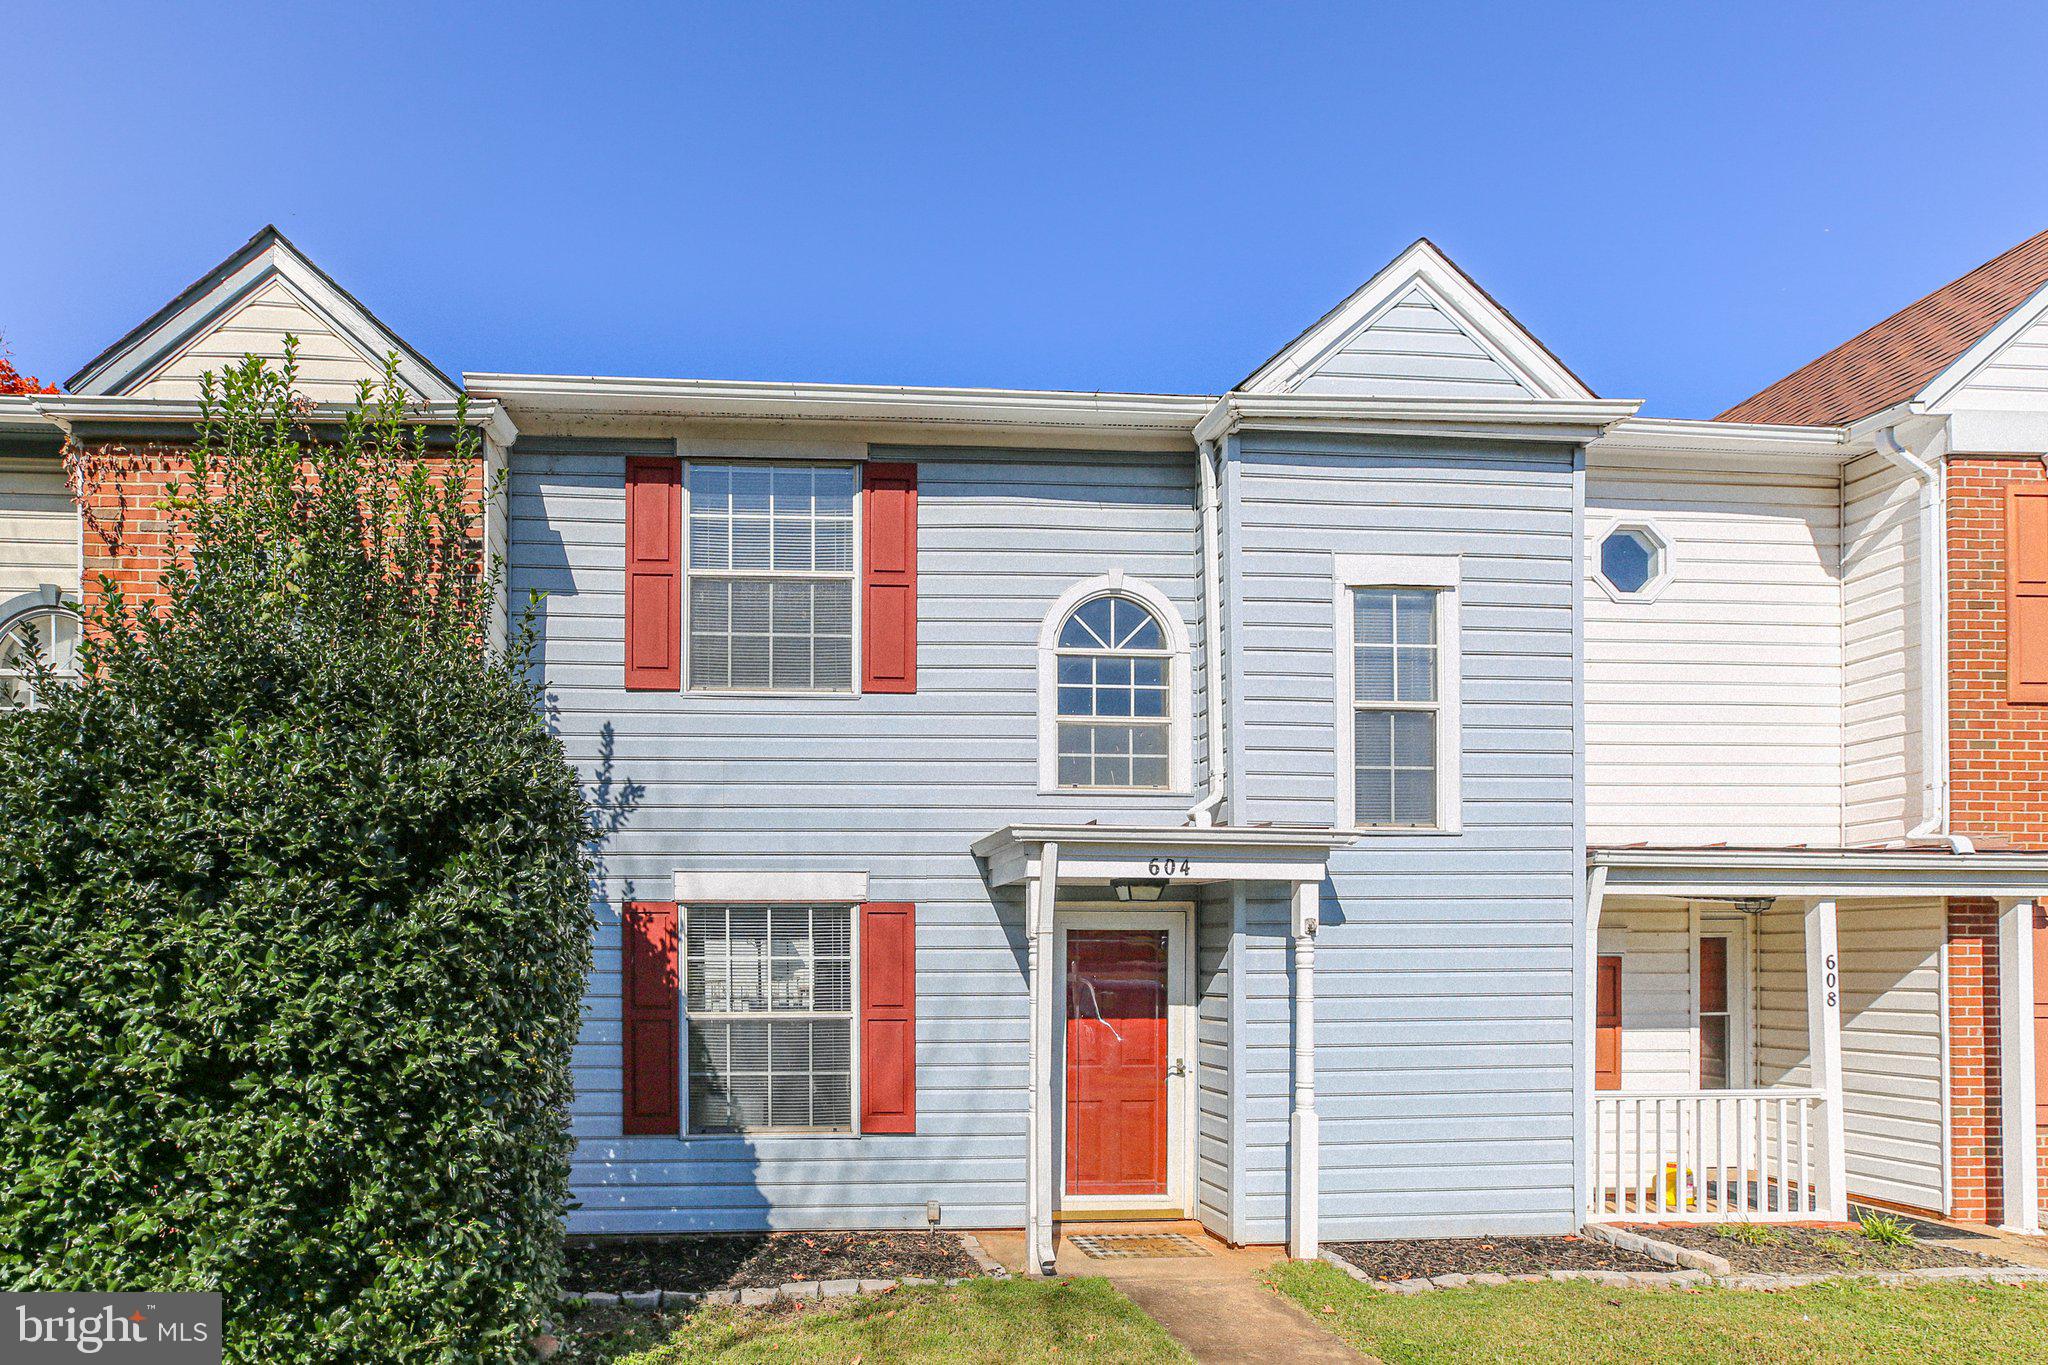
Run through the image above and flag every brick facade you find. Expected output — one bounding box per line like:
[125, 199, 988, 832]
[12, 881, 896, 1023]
[1945, 459, 2048, 1226]
[1946, 897, 2005, 1223]
[1947, 455, 2048, 848]
[67, 438, 486, 621]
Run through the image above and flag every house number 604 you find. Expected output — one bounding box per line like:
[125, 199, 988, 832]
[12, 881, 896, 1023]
[1147, 856, 1192, 877]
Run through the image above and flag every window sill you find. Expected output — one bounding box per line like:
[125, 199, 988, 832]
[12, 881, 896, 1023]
[1040, 785, 1195, 799]
[1346, 823, 1463, 837]
[680, 1129, 862, 1141]
[683, 688, 862, 700]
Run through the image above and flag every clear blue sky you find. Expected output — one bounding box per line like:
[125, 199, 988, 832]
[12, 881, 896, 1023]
[6, 2, 2048, 417]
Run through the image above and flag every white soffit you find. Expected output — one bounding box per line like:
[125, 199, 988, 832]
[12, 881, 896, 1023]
[1239, 238, 1596, 402]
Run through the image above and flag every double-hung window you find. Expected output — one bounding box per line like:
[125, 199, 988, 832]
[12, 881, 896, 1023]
[1335, 556, 1461, 830]
[685, 904, 854, 1133]
[687, 463, 856, 692]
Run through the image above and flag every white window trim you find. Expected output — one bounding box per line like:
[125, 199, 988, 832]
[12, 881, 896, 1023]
[0, 584, 81, 712]
[673, 870, 870, 903]
[678, 899, 864, 1140]
[1036, 572, 1196, 797]
[1333, 552, 1463, 833]
[1690, 907, 1754, 1091]
[679, 458, 865, 699]
[1591, 519, 1675, 604]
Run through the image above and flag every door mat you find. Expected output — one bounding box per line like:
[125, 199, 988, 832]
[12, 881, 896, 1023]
[1068, 1233, 1211, 1259]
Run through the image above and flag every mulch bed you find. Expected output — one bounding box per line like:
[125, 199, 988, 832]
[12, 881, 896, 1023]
[1623, 1223, 2017, 1274]
[563, 1231, 982, 1292]
[1324, 1235, 1666, 1280]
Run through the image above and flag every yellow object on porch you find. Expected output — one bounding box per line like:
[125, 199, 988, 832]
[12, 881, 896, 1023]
[1647, 1162, 1698, 1211]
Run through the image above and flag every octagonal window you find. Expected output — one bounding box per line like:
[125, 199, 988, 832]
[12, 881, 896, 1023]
[1596, 524, 1670, 600]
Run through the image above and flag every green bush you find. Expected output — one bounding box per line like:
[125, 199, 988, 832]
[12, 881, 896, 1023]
[0, 349, 594, 1362]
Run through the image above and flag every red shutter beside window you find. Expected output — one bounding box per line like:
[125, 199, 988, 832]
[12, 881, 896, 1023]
[2007, 485, 2048, 703]
[1595, 955, 1623, 1092]
[860, 902, 917, 1133]
[621, 901, 680, 1136]
[861, 463, 918, 693]
[624, 456, 682, 690]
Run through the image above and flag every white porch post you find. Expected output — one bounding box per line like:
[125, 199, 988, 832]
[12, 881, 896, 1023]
[1289, 879, 1320, 1259]
[1803, 897, 1849, 1221]
[1025, 841, 1060, 1274]
[1997, 896, 2042, 1234]
[1579, 865, 1607, 1223]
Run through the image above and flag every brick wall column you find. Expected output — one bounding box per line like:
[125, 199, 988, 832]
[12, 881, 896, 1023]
[1948, 897, 2003, 1224]
[1947, 456, 2048, 847]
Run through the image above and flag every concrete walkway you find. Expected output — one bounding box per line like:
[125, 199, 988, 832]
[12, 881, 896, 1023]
[979, 1224, 1375, 1365]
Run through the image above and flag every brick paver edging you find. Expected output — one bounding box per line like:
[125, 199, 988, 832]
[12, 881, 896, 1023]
[564, 1233, 1010, 1311]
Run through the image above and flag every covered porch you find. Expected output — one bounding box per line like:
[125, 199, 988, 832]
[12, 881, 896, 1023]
[1585, 847, 2048, 1229]
[973, 823, 1355, 1276]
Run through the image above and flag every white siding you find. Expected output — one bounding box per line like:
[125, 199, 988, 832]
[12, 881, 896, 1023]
[1942, 307, 2048, 413]
[1754, 905, 1810, 1090]
[1599, 901, 1694, 1091]
[1841, 454, 1925, 844]
[1286, 288, 1537, 400]
[133, 278, 409, 403]
[1586, 456, 1842, 845]
[0, 457, 78, 599]
[1837, 899, 1947, 1213]
[1750, 900, 1948, 1213]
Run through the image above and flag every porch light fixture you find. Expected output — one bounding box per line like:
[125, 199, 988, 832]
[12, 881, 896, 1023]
[1111, 878, 1170, 902]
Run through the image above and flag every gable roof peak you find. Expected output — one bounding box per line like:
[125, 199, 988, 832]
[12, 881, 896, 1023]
[66, 224, 460, 404]
[1237, 237, 1595, 402]
[1719, 225, 2048, 427]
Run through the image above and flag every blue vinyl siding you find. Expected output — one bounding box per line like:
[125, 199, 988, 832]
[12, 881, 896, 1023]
[513, 439, 1208, 1234]
[1224, 430, 1584, 1240]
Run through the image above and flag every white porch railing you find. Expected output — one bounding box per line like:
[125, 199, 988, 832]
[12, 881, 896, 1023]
[1589, 1089, 1828, 1222]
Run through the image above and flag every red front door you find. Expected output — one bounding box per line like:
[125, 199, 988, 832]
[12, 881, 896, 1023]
[1065, 929, 1169, 1197]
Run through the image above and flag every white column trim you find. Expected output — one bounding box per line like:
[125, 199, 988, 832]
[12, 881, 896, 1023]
[1998, 896, 2042, 1234]
[1025, 842, 1061, 1274]
[1289, 879, 1320, 1259]
[1804, 898, 1849, 1221]
[1577, 864, 1607, 1223]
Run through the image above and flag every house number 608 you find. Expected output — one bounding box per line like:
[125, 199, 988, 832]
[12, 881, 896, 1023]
[1147, 857, 1192, 877]
[1824, 953, 1838, 1008]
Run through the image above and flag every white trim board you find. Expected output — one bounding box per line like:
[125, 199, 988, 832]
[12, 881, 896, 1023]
[672, 870, 870, 902]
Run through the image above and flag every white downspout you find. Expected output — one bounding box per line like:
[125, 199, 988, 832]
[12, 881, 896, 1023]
[1187, 437, 1228, 828]
[1874, 426, 1970, 853]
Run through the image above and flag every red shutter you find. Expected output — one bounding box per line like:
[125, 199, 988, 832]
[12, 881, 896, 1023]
[861, 463, 918, 693]
[624, 456, 682, 690]
[860, 902, 917, 1133]
[1595, 955, 1623, 1092]
[2007, 485, 2048, 703]
[621, 901, 680, 1136]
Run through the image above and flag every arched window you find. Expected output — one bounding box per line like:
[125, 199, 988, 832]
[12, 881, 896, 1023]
[0, 589, 80, 711]
[1039, 577, 1192, 793]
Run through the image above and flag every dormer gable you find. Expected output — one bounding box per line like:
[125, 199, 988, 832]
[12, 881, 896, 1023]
[66, 225, 460, 405]
[1239, 238, 1594, 401]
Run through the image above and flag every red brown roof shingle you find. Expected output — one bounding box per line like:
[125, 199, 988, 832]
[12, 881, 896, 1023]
[1719, 227, 2048, 427]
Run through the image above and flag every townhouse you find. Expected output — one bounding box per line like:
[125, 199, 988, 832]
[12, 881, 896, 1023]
[2, 224, 2044, 1269]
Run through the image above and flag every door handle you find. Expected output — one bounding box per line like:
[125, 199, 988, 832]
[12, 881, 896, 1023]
[1168, 1059, 1187, 1078]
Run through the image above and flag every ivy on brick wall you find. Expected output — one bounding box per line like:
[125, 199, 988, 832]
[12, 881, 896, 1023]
[0, 346, 595, 1363]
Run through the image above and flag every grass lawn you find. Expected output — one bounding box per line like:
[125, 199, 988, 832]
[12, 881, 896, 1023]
[1269, 1259, 2048, 1364]
[554, 1276, 1192, 1364]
